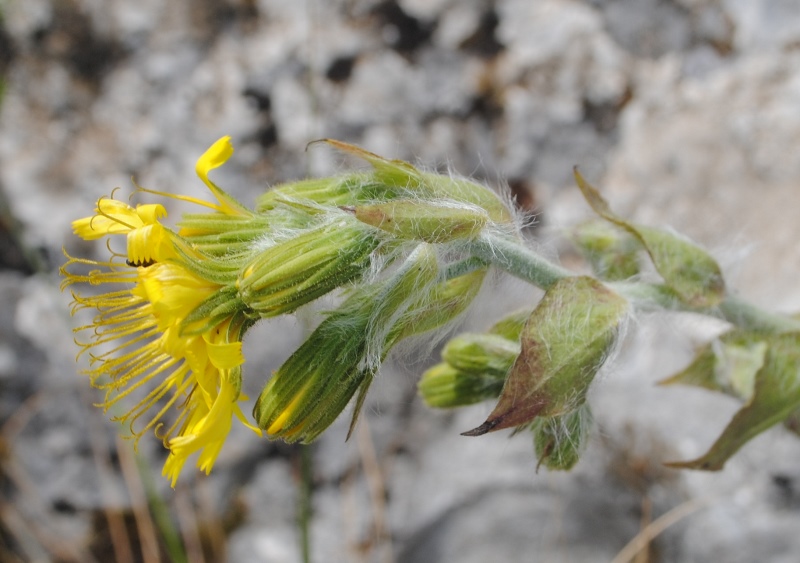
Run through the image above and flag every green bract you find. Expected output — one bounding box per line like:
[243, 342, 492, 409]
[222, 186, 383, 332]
[464, 276, 629, 436]
[574, 169, 726, 307]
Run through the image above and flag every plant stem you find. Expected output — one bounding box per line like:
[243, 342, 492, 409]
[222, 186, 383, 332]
[466, 233, 572, 289]
[298, 444, 313, 563]
[473, 232, 800, 334]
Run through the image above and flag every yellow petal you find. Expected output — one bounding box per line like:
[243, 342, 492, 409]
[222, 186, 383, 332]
[135, 203, 168, 224]
[196, 136, 234, 183]
[194, 136, 250, 216]
[206, 340, 245, 370]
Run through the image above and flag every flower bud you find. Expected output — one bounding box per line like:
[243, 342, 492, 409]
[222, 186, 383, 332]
[574, 168, 725, 307]
[531, 404, 592, 471]
[390, 268, 487, 344]
[237, 221, 380, 317]
[257, 174, 373, 211]
[487, 308, 532, 342]
[314, 140, 514, 224]
[442, 333, 519, 377]
[349, 199, 489, 243]
[570, 219, 641, 281]
[418, 362, 506, 408]
[255, 244, 440, 443]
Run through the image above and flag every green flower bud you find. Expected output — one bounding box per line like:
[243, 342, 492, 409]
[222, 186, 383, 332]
[314, 140, 514, 224]
[531, 404, 592, 471]
[442, 333, 520, 377]
[570, 219, 641, 281]
[254, 243, 440, 443]
[418, 362, 506, 408]
[257, 173, 398, 211]
[349, 199, 489, 244]
[419, 173, 513, 225]
[237, 220, 380, 317]
[487, 308, 533, 342]
[391, 268, 487, 343]
[176, 213, 274, 258]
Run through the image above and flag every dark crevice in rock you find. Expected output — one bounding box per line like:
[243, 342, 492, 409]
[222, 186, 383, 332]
[326, 55, 358, 83]
[243, 87, 272, 113]
[0, 20, 16, 77]
[243, 87, 278, 148]
[582, 85, 632, 134]
[32, 1, 126, 86]
[373, 1, 436, 56]
[0, 185, 47, 275]
[506, 178, 539, 222]
[459, 8, 504, 58]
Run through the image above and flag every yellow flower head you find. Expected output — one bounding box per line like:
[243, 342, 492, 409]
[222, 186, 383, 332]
[62, 137, 265, 485]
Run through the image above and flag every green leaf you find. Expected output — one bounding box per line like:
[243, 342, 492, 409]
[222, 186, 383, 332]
[667, 332, 800, 470]
[573, 169, 725, 307]
[463, 276, 628, 435]
[659, 330, 768, 402]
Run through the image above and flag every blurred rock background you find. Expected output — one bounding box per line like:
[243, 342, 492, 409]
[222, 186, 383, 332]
[2, 0, 800, 561]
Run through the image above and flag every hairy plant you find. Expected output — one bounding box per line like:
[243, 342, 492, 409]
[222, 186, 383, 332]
[62, 136, 800, 484]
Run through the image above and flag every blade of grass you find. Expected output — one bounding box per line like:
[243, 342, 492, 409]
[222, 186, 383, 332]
[116, 435, 161, 563]
[135, 452, 187, 563]
[611, 495, 714, 563]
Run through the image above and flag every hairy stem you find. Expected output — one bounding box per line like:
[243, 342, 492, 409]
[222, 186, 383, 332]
[466, 233, 572, 289]
[474, 232, 800, 334]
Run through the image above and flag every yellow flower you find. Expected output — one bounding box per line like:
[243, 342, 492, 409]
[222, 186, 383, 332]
[62, 136, 262, 485]
[72, 198, 175, 265]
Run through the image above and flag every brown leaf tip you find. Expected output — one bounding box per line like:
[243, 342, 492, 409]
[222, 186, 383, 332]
[461, 419, 500, 437]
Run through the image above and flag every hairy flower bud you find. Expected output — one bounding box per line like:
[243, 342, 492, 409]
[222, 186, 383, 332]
[254, 243, 440, 443]
[531, 404, 592, 471]
[442, 333, 520, 377]
[571, 219, 641, 281]
[237, 220, 380, 317]
[419, 361, 506, 409]
[349, 199, 489, 243]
